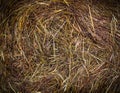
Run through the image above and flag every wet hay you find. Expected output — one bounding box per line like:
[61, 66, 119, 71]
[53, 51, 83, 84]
[0, 0, 120, 93]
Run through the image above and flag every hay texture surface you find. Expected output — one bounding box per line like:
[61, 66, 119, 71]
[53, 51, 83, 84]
[0, 0, 120, 93]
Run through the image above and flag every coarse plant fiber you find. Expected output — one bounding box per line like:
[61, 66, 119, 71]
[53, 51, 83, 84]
[0, 0, 120, 93]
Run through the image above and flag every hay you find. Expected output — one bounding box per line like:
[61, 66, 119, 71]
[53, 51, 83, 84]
[0, 0, 120, 93]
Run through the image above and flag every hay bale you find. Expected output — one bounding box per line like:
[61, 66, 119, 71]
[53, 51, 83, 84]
[0, 0, 120, 93]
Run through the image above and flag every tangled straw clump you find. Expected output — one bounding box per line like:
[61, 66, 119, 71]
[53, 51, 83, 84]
[0, 0, 120, 93]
